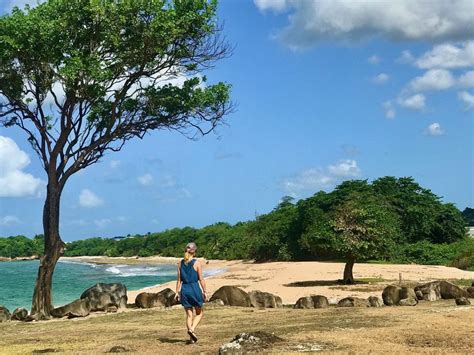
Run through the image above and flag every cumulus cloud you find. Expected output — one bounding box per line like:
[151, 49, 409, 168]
[368, 55, 381, 65]
[458, 91, 474, 110]
[138, 173, 153, 186]
[372, 73, 389, 84]
[398, 94, 426, 110]
[383, 101, 396, 118]
[415, 41, 474, 69]
[0, 215, 21, 226]
[79, 189, 103, 208]
[254, 0, 474, 49]
[397, 50, 415, 64]
[0, 136, 43, 197]
[458, 71, 474, 88]
[426, 122, 445, 136]
[282, 159, 361, 195]
[409, 69, 456, 92]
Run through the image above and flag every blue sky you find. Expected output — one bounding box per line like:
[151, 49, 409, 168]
[1, 0, 473, 241]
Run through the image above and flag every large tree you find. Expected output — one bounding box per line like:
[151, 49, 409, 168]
[0, 0, 232, 319]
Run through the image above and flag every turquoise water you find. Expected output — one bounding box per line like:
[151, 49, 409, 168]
[0, 260, 179, 311]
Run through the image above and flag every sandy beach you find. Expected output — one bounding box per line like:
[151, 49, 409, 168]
[62, 256, 474, 304]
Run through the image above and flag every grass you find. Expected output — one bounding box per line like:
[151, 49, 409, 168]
[1, 301, 473, 353]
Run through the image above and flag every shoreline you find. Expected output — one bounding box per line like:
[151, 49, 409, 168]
[60, 256, 474, 305]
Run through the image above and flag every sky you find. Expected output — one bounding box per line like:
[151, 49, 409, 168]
[0, 0, 473, 241]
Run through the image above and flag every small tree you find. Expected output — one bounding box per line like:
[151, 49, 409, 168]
[331, 194, 400, 284]
[0, 0, 232, 319]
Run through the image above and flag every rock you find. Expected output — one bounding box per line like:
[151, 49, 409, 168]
[294, 296, 314, 309]
[219, 332, 283, 354]
[337, 297, 368, 307]
[207, 299, 225, 307]
[210, 286, 251, 307]
[80, 283, 127, 311]
[51, 298, 91, 318]
[311, 295, 329, 308]
[106, 306, 118, 313]
[466, 286, 474, 298]
[455, 297, 471, 306]
[11, 307, 28, 321]
[368, 296, 383, 307]
[415, 281, 469, 301]
[0, 305, 11, 322]
[399, 298, 417, 306]
[382, 285, 402, 306]
[248, 290, 282, 308]
[415, 290, 423, 300]
[135, 288, 176, 309]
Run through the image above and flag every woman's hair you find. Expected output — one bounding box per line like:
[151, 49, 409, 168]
[184, 242, 197, 264]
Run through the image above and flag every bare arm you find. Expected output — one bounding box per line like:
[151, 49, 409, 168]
[196, 261, 207, 300]
[175, 261, 182, 300]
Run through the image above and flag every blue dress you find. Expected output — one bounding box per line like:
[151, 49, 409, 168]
[179, 259, 204, 308]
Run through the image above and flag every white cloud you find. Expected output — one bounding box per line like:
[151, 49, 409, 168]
[138, 173, 153, 186]
[458, 71, 474, 88]
[398, 94, 426, 110]
[0, 215, 20, 226]
[0, 136, 43, 197]
[368, 55, 380, 65]
[383, 101, 396, 119]
[397, 50, 415, 64]
[415, 41, 474, 69]
[160, 174, 176, 188]
[426, 122, 445, 136]
[458, 91, 474, 110]
[282, 159, 361, 195]
[94, 218, 112, 229]
[109, 160, 120, 169]
[255, 0, 474, 49]
[79, 189, 103, 208]
[372, 73, 389, 84]
[409, 69, 456, 92]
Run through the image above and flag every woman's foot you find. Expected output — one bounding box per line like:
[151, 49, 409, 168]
[187, 329, 198, 343]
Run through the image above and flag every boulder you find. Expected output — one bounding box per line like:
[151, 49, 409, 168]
[207, 299, 225, 307]
[0, 305, 11, 322]
[337, 297, 368, 307]
[368, 296, 383, 307]
[399, 287, 418, 305]
[399, 298, 417, 306]
[294, 296, 314, 309]
[210, 286, 251, 307]
[382, 285, 402, 306]
[219, 332, 283, 354]
[311, 295, 329, 309]
[11, 307, 28, 321]
[80, 283, 127, 311]
[51, 298, 91, 318]
[466, 286, 474, 298]
[414, 281, 468, 301]
[135, 288, 176, 309]
[455, 297, 471, 306]
[415, 290, 423, 300]
[248, 290, 282, 308]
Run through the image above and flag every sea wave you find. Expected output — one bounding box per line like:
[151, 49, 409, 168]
[58, 260, 97, 268]
[104, 264, 176, 277]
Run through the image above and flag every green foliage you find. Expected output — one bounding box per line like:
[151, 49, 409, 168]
[0, 235, 37, 258]
[462, 207, 474, 226]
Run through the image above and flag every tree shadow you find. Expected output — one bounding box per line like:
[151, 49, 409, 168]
[156, 337, 189, 344]
[284, 280, 369, 287]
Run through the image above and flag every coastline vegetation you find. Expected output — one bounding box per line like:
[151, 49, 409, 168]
[2, 177, 473, 273]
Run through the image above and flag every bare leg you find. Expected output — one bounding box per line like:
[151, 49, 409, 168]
[185, 308, 193, 331]
[191, 307, 203, 332]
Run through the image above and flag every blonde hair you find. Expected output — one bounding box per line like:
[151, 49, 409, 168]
[184, 242, 197, 264]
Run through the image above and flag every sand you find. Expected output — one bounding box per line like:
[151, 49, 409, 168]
[62, 256, 474, 304]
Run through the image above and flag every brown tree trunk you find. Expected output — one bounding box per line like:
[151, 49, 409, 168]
[31, 181, 65, 320]
[342, 258, 355, 284]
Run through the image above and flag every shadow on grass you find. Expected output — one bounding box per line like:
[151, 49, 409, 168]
[284, 278, 386, 287]
[157, 337, 189, 344]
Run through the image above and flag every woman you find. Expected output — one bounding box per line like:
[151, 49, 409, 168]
[174, 242, 207, 343]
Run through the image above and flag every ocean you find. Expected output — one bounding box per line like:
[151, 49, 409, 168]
[0, 260, 220, 312]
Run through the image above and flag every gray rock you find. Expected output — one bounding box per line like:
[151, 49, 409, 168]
[399, 298, 417, 306]
[51, 298, 91, 318]
[80, 283, 127, 311]
[399, 287, 418, 305]
[414, 282, 441, 301]
[294, 296, 314, 309]
[248, 290, 282, 308]
[135, 288, 176, 308]
[337, 297, 368, 307]
[210, 286, 251, 307]
[207, 299, 225, 307]
[415, 290, 423, 300]
[219, 332, 283, 354]
[11, 307, 28, 321]
[311, 295, 329, 309]
[455, 297, 471, 306]
[0, 305, 11, 322]
[368, 296, 383, 307]
[466, 286, 474, 298]
[415, 281, 469, 301]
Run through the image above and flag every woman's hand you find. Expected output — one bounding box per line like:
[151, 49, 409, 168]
[202, 291, 208, 302]
[174, 293, 180, 303]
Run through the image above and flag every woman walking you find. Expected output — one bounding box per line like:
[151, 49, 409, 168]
[175, 242, 207, 343]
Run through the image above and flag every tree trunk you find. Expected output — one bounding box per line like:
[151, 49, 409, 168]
[31, 182, 65, 320]
[342, 258, 355, 284]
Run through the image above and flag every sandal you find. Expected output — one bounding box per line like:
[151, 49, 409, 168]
[187, 330, 198, 343]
